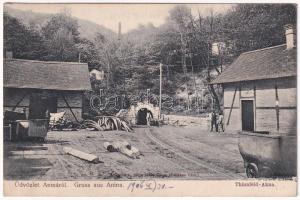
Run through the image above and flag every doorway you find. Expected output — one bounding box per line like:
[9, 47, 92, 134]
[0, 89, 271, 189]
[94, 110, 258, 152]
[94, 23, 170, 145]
[29, 93, 57, 119]
[241, 100, 254, 132]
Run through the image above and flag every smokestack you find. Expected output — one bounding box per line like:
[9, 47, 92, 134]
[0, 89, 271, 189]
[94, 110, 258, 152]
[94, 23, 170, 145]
[284, 24, 296, 49]
[118, 22, 122, 40]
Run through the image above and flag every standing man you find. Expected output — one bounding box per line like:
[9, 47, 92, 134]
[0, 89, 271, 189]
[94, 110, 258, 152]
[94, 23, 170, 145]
[146, 109, 153, 126]
[210, 110, 218, 132]
[218, 112, 224, 133]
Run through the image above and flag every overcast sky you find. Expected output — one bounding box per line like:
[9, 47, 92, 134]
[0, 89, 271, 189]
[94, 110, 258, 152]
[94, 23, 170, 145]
[6, 4, 234, 33]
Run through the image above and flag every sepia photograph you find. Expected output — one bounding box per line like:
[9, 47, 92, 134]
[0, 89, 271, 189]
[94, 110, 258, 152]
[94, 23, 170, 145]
[2, 2, 297, 196]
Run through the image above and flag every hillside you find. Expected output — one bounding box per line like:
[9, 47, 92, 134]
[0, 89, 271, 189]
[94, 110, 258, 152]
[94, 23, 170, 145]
[4, 7, 117, 40]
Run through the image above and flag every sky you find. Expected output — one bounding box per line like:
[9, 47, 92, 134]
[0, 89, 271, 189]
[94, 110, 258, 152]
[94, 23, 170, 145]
[6, 3, 235, 33]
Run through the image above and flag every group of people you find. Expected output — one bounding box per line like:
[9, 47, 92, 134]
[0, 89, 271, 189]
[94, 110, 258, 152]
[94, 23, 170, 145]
[210, 111, 224, 133]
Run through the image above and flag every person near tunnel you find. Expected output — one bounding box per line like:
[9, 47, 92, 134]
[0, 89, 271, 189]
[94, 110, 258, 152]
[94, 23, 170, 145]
[146, 109, 153, 126]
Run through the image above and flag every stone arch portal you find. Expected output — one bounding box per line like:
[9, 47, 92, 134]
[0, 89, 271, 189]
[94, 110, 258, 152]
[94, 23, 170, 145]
[127, 102, 160, 125]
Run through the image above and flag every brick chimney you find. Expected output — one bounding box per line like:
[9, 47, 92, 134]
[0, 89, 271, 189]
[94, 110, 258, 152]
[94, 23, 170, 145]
[284, 24, 296, 49]
[5, 51, 13, 59]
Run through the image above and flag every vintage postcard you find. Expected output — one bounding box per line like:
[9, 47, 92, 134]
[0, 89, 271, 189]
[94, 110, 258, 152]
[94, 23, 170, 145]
[2, 2, 297, 196]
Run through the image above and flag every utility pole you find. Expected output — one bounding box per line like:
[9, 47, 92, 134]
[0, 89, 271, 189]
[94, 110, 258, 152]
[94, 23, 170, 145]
[118, 22, 122, 41]
[180, 32, 187, 75]
[201, 89, 204, 112]
[147, 89, 150, 104]
[159, 63, 163, 119]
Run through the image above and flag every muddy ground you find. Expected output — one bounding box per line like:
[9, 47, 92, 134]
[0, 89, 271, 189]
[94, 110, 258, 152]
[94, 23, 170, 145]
[4, 126, 246, 180]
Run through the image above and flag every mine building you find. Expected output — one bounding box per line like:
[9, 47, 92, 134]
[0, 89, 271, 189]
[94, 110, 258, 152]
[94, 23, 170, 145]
[4, 58, 91, 122]
[211, 24, 296, 135]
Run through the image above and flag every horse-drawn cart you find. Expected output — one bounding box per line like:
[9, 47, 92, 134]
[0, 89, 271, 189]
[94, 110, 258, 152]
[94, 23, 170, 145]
[238, 131, 296, 178]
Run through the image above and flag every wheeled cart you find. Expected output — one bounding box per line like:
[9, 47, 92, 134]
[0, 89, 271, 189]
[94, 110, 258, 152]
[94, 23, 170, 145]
[238, 131, 296, 178]
[15, 119, 48, 141]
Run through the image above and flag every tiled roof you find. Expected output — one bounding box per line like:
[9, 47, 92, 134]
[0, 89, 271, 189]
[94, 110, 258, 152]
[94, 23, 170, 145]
[211, 44, 297, 84]
[4, 59, 91, 91]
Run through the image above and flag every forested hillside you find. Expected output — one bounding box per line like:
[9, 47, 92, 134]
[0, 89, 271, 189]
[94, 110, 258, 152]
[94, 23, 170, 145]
[4, 7, 116, 40]
[4, 4, 296, 113]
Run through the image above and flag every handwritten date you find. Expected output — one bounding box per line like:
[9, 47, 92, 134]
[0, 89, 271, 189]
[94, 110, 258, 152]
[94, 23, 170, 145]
[127, 180, 173, 192]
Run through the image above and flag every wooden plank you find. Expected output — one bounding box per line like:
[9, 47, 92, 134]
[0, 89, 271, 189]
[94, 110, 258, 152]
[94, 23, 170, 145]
[256, 106, 296, 109]
[61, 94, 80, 123]
[275, 83, 280, 131]
[226, 86, 238, 125]
[63, 147, 100, 163]
[254, 83, 256, 131]
[239, 83, 241, 99]
[12, 93, 28, 111]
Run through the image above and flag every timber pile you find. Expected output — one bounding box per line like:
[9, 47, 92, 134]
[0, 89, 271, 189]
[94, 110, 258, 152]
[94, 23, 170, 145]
[103, 141, 141, 159]
[83, 116, 132, 132]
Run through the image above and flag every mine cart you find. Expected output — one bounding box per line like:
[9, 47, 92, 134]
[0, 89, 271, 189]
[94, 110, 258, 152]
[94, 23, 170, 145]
[15, 119, 49, 141]
[238, 131, 296, 178]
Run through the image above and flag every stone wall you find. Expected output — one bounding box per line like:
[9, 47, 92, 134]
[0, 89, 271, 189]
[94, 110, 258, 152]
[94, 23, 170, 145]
[162, 114, 210, 130]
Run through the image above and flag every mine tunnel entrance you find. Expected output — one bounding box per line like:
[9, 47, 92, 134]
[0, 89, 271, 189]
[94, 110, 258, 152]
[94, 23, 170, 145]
[136, 108, 153, 125]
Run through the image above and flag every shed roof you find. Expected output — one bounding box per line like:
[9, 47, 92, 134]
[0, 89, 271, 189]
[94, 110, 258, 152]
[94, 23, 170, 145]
[4, 59, 91, 91]
[211, 44, 297, 84]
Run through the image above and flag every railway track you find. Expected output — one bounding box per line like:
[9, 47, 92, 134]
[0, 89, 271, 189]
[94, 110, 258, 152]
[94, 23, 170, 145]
[144, 128, 245, 179]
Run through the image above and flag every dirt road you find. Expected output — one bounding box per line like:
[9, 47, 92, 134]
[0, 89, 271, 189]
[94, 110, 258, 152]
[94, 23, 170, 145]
[4, 126, 246, 180]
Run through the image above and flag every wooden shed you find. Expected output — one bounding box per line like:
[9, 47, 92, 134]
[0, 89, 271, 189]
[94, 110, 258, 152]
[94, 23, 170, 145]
[4, 58, 91, 122]
[211, 25, 296, 135]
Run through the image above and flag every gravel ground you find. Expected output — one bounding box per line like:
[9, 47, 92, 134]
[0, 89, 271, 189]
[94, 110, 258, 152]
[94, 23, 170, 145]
[4, 126, 246, 180]
[150, 126, 245, 176]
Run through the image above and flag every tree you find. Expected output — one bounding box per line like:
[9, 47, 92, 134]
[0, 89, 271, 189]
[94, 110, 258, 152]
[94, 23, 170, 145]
[168, 5, 193, 74]
[94, 33, 122, 89]
[4, 13, 47, 59]
[75, 38, 99, 68]
[222, 4, 297, 56]
[42, 10, 80, 61]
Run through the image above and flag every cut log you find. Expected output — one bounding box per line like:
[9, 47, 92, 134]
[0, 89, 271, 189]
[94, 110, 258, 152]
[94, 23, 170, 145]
[131, 146, 140, 154]
[119, 146, 140, 159]
[103, 142, 117, 152]
[104, 141, 141, 159]
[63, 147, 100, 163]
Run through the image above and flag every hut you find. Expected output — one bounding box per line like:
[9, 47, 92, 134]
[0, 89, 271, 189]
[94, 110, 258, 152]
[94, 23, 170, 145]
[90, 69, 104, 81]
[3, 58, 91, 122]
[211, 24, 297, 135]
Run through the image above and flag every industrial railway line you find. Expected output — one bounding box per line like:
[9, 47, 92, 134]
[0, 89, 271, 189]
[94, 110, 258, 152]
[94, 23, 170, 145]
[144, 128, 245, 180]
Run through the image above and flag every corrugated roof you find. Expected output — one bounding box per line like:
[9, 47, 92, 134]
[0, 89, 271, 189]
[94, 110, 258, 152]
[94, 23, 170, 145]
[211, 44, 297, 84]
[4, 59, 92, 91]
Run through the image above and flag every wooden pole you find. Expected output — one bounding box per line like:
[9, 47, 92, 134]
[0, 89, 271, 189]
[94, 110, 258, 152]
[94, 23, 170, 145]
[201, 89, 204, 111]
[61, 94, 80, 123]
[275, 83, 280, 131]
[226, 86, 237, 125]
[12, 93, 28, 111]
[107, 61, 110, 89]
[159, 63, 163, 119]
